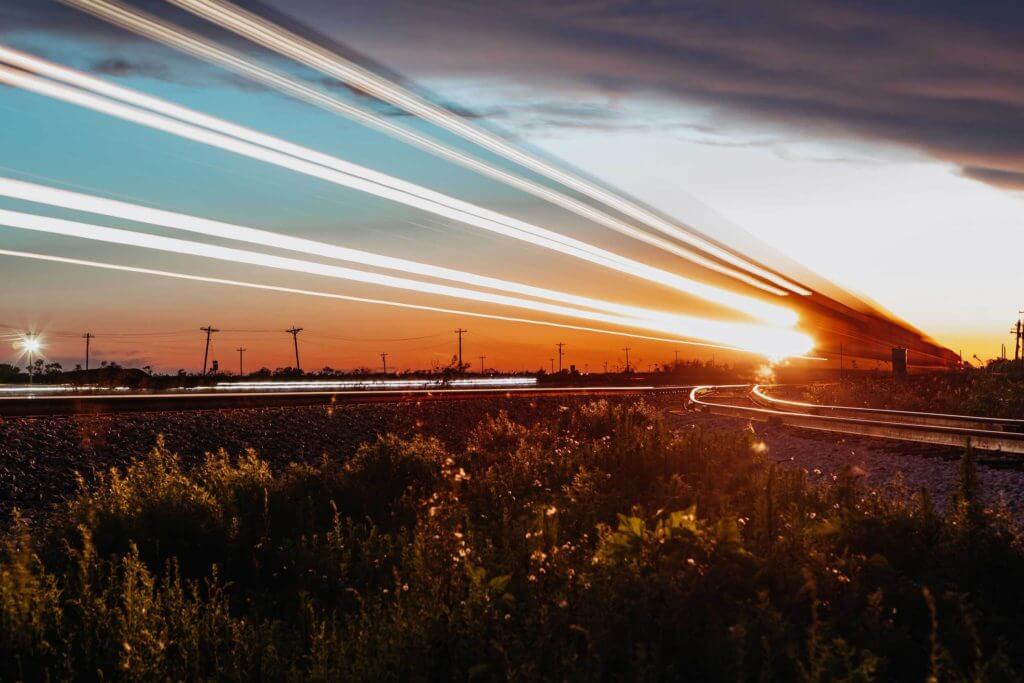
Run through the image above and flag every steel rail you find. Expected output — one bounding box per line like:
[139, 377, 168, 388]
[750, 385, 1024, 431]
[688, 386, 1024, 455]
[0, 385, 692, 418]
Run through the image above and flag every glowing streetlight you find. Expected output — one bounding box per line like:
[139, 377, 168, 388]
[20, 334, 41, 384]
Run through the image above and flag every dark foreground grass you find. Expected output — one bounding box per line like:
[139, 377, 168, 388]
[2, 401, 1023, 680]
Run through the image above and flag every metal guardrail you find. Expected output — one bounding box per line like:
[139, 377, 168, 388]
[750, 385, 1024, 432]
[688, 386, 1024, 455]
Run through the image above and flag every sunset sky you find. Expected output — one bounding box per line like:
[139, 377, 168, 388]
[1, 0, 1021, 373]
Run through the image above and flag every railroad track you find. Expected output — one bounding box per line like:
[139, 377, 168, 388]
[688, 385, 1024, 455]
[0, 385, 693, 417]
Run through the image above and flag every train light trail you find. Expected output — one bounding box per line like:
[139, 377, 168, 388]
[0, 176, 778, 330]
[0, 209, 813, 358]
[166, 0, 811, 296]
[0, 48, 798, 327]
[0, 241, 813, 360]
[61, 0, 792, 296]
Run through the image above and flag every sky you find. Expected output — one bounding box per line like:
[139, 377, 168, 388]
[0, 0, 1021, 373]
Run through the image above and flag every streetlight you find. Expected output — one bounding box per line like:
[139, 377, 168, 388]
[21, 334, 41, 385]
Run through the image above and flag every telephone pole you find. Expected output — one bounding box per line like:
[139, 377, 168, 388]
[200, 325, 219, 375]
[549, 358, 554, 374]
[673, 350, 679, 368]
[454, 328, 467, 372]
[380, 352, 388, 375]
[82, 332, 94, 372]
[236, 347, 246, 376]
[286, 327, 303, 371]
[479, 355, 486, 374]
[622, 347, 631, 373]
[556, 342, 565, 372]
[1012, 316, 1022, 362]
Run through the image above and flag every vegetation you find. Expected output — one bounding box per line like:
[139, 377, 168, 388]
[2, 401, 1023, 680]
[810, 370, 1024, 418]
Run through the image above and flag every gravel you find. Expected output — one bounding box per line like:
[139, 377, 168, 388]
[3, 394, 1023, 522]
[672, 410, 1024, 514]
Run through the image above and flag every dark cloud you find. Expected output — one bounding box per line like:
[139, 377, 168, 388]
[961, 166, 1024, 191]
[90, 56, 169, 80]
[269, 0, 1024, 191]
[7, 0, 1024, 190]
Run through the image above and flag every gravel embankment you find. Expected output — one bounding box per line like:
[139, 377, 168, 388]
[0, 394, 678, 520]
[673, 411, 1024, 514]
[3, 394, 1023, 521]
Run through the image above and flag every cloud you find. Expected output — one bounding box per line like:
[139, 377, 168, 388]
[961, 166, 1024, 191]
[7, 0, 1024, 192]
[90, 56, 170, 80]
[265, 0, 1024, 192]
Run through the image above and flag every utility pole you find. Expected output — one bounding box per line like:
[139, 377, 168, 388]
[380, 352, 388, 376]
[286, 327, 303, 371]
[549, 358, 554, 374]
[673, 350, 679, 368]
[556, 342, 565, 372]
[454, 328, 466, 372]
[237, 346, 246, 376]
[479, 355, 486, 374]
[200, 325, 219, 375]
[622, 347, 631, 373]
[82, 332, 94, 372]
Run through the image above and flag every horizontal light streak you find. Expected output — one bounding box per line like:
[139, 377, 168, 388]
[63, 0, 791, 297]
[214, 377, 538, 391]
[0, 244, 811, 359]
[0, 209, 812, 357]
[0, 48, 797, 327]
[0, 176, 764, 330]
[168, 0, 811, 296]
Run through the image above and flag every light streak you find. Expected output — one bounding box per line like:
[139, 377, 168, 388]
[166, 0, 811, 296]
[0, 209, 813, 357]
[62, 0, 792, 296]
[214, 377, 538, 391]
[0, 176, 774, 328]
[0, 48, 798, 327]
[0, 244, 812, 359]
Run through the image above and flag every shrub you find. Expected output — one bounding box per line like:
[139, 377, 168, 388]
[3, 400, 1024, 679]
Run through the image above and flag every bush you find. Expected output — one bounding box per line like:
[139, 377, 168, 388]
[3, 400, 1024, 680]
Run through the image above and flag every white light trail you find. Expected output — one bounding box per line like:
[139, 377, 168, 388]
[62, 0, 792, 296]
[0, 176, 768, 329]
[0, 209, 812, 357]
[0, 247, 813, 358]
[0, 48, 798, 327]
[214, 377, 538, 391]
[167, 0, 811, 296]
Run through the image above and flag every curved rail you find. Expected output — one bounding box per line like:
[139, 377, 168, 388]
[688, 386, 1024, 455]
[751, 385, 1024, 432]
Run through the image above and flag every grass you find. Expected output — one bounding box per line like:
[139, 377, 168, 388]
[2, 400, 1024, 680]
[809, 370, 1024, 418]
